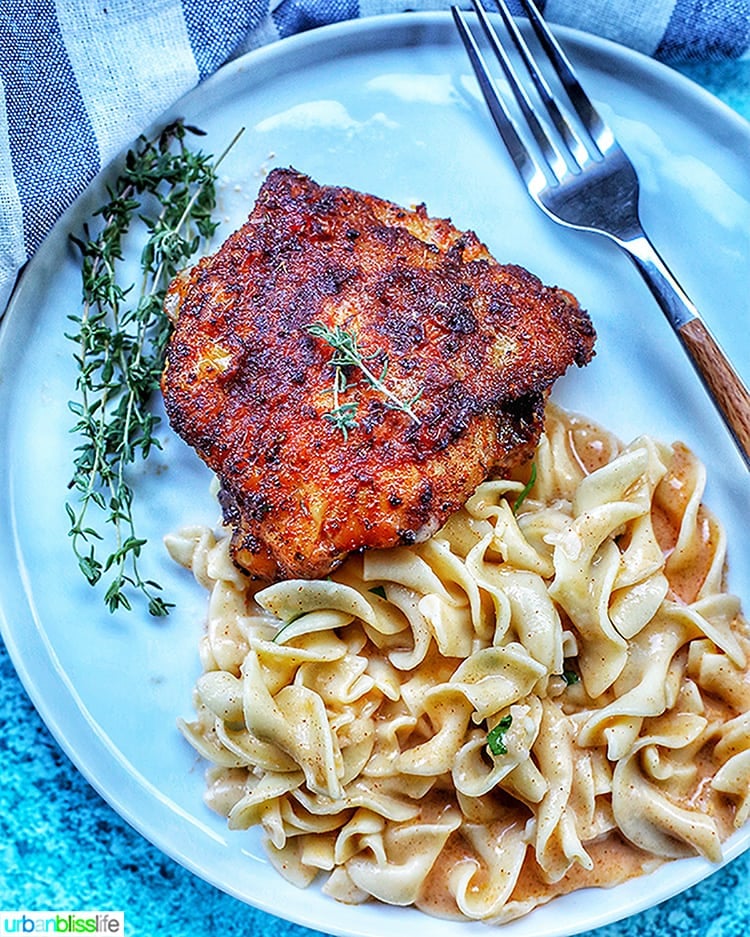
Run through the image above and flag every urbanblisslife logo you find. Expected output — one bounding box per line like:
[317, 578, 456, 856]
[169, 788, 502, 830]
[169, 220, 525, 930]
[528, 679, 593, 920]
[0, 912, 124, 934]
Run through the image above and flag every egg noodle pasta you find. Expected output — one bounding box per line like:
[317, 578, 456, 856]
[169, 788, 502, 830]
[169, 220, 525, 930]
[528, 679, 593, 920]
[167, 405, 750, 923]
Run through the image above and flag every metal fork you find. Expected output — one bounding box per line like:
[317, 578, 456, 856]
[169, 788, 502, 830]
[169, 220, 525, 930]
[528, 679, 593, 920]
[452, 0, 750, 469]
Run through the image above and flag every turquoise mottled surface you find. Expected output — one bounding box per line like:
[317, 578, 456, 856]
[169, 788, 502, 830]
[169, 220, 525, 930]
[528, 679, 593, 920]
[1, 49, 748, 937]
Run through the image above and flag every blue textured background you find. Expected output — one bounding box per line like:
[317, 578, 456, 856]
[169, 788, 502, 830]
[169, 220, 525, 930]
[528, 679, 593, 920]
[1, 52, 749, 937]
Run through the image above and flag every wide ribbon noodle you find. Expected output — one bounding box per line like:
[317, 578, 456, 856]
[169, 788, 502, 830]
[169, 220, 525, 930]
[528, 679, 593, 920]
[169, 405, 750, 923]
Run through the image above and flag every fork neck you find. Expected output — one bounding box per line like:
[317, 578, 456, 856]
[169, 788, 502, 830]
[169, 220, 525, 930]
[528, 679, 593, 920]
[619, 229, 750, 469]
[616, 230, 698, 332]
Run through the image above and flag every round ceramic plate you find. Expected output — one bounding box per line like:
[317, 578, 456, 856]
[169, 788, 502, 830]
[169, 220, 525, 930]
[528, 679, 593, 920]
[1, 12, 748, 937]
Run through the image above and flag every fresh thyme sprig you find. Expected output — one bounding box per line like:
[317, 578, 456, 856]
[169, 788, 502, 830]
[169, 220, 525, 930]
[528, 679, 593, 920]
[305, 322, 422, 438]
[66, 120, 241, 616]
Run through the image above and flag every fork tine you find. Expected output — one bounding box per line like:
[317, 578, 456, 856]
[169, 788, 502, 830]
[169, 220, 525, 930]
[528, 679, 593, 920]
[467, 0, 567, 177]
[451, 6, 545, 192]
[487, 0, 590, 167]
[517, 0, 614, 155]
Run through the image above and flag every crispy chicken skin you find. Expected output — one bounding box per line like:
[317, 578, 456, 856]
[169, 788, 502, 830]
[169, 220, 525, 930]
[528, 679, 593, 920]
[161, 168, 595, 581]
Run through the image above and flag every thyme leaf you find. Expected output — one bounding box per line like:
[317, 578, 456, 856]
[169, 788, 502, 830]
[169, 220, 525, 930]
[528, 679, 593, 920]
[305, 322, 422, 438]
[512, 462, 537, 514]
[487, 714, 513, 756]
[271, 611, 309, 644]
[66, 120, 243, 616]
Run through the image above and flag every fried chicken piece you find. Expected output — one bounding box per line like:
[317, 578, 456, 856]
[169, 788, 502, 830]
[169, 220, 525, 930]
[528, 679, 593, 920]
[162, 168, 595, 581]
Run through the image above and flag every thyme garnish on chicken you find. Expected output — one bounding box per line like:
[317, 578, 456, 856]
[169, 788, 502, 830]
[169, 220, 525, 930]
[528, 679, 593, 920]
[305, 321, 422, 438]
[66, 120, 240, 616]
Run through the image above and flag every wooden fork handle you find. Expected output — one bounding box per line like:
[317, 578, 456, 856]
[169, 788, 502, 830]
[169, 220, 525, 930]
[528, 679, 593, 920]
[625, 233, 750, 469]
[678, 317, 750, 464]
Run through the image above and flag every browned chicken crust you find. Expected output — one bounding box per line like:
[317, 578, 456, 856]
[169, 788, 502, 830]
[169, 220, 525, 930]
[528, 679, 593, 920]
[162, 168, 595, 581]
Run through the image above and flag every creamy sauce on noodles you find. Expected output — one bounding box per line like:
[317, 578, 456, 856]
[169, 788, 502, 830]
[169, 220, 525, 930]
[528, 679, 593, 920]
[652, 444, 717, 604]
[172, 405, 750, 925]
[566, 416, 619, 474]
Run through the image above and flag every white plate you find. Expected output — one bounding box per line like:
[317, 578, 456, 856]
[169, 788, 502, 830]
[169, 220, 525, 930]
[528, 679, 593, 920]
[1, 13, 749, 937]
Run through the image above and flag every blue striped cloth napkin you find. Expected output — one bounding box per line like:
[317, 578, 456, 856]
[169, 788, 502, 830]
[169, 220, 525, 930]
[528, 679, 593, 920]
[1, 0, 748, 311]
